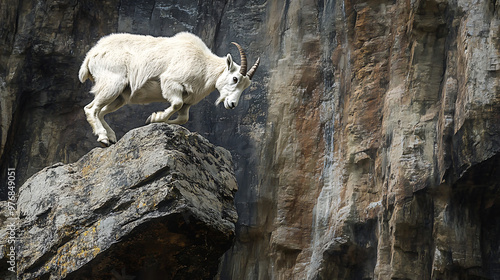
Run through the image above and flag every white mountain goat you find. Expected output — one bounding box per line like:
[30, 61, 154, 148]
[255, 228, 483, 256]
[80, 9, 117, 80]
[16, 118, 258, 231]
[79, 32, 260, 146]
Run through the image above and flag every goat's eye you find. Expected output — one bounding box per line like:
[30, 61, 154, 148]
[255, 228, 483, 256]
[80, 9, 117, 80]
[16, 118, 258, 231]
[233, 77, 238, 83]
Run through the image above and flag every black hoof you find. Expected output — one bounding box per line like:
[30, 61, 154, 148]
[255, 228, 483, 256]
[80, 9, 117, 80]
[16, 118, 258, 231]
[99, 139, 111, 147]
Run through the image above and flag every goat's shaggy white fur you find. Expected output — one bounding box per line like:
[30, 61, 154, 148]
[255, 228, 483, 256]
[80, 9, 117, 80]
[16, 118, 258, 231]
[79, 32, 259, 146]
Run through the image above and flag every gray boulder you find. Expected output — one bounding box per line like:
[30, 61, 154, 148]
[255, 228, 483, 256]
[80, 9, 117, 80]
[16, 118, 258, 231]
[14, 123, 238, 279]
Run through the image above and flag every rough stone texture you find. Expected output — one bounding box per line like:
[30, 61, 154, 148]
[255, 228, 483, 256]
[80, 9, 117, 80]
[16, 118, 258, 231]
[2, 0, 500, 279]
[12, 124, 237, 279]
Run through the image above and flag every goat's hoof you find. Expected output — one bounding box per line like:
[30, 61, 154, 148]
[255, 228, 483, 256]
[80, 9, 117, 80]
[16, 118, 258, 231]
[109, 135, 117, 144]
[145, 116, 152, 124]
[99, 139, 111, 147]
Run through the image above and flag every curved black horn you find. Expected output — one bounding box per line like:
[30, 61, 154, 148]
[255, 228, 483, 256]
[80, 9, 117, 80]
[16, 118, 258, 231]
[231, 42, 247, 76]
[247, 57, 260, 80]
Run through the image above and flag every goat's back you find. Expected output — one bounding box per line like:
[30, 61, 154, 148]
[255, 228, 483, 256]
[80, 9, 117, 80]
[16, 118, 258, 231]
[89, 32, 212, 59]
[84, 33, 218, 90]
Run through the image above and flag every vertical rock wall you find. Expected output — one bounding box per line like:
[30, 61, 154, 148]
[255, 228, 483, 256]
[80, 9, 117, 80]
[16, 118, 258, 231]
[309, 1, 500, 279]
[1, 0, 500, 279]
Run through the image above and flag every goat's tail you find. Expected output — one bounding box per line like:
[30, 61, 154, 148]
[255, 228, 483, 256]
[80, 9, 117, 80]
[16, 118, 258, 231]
[78, 55, 92, 83]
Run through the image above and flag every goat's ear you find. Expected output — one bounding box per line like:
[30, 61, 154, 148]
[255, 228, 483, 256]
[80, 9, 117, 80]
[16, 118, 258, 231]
[226, 54, 233, 70]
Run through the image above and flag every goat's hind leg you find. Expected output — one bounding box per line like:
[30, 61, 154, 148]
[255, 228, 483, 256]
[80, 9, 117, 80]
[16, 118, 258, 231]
[85, 77, 126, 146]
[99, 94, 126, 144]
[85, 99, 110, 146]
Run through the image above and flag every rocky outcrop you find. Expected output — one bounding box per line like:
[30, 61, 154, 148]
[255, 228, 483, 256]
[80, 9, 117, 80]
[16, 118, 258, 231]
[5, 124, 237, 279]
[2, 0, 500, 279]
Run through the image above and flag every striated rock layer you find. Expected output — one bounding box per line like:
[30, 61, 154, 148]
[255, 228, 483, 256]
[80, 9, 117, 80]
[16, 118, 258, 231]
[1, 0, 500, 279]
[12, 124, 237, 279]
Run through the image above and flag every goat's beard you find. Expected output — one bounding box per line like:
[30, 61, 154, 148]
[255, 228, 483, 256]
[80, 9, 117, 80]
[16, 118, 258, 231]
[215, 96, 225, 106]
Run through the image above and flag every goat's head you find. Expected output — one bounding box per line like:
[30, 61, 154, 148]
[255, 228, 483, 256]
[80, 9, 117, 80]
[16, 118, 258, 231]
[216, 42, 260, 109]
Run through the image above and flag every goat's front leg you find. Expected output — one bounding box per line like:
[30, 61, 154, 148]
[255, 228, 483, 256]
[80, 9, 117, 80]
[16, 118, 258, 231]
[166, 104, 191, 125]
[145, 99, 183, 124]
[146, 78, 184, 124]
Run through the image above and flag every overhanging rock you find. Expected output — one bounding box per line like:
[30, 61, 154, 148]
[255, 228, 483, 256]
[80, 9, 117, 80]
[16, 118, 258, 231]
[15, 123, 238, 279]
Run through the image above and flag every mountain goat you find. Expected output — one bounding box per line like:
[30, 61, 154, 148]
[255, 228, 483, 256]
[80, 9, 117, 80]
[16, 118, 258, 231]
[79, 32, 260, 146]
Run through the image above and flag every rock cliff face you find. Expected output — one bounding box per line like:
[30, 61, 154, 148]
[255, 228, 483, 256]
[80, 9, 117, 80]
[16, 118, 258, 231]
[1, 0, 500, 279]
[5, 123, 238, 279]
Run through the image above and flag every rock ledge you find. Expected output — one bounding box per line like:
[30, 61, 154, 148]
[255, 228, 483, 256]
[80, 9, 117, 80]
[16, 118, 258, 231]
[14, 124, 238, 279]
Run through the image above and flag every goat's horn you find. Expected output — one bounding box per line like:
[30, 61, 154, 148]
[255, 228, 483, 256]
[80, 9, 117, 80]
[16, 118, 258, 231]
[247, 57, 260, 80]
[231, 42, 247, 76]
